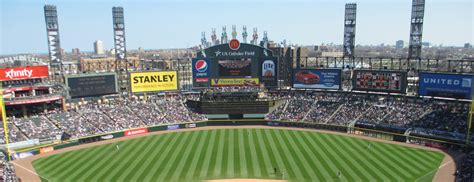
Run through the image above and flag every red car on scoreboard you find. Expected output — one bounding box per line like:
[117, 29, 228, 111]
[295, 70, 320, 84]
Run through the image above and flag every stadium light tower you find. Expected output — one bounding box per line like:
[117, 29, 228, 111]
[262, 31, 269, 48]
[242, 26, 248, 43]
[211, 28, 218, 45]
[251, 28, 258, 45]
[343, 3, 357, 58]
[112, 7, 129, 95]
[44, 4, 64, 82]
[408, 0, 425, 60]
[231, 25, 237, 40]
[201, 31, 208, 48]
[221, 26, 228, 44]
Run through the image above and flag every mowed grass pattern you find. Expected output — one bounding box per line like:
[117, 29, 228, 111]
[33, 129, 444, 182]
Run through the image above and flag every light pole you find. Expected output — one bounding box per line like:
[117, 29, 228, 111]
[0, 82, 11, 161]
[467, 96, 473, 148]
[181, 65, 186, 91]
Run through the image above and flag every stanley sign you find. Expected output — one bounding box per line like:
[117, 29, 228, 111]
[130, 71, 178, 93]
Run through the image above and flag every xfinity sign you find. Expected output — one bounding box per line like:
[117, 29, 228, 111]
[5, 69, 33, 79]
[0, 66, 49, 81]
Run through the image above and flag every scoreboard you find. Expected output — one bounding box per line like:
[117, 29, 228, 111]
[66, 73, 118, 98]
[193, 41, 278, 88]
[352, 70, 407, 93]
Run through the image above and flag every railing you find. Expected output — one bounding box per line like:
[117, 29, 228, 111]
[5, 93, 64, 101]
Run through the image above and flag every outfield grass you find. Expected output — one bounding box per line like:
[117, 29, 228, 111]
[33, 128, 444, 182]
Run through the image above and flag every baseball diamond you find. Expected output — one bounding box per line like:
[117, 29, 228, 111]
[32, 128, 444, 182]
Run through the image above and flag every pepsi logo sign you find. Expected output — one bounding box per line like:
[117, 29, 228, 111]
[195, 60, 208, 73]
[229, 39, 240, 50]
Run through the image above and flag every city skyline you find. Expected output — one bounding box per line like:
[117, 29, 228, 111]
[0, 0, 472, 55]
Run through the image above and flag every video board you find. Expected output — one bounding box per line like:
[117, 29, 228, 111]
[66, 73, 117, 98]
[218, 59, 252, 77]
[352, 70, 407, 93]
[293, 69, 341, 90]
[418, 72, 473, 99]
[193, 40, 278, 88]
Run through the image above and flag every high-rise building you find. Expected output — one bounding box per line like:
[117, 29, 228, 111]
[94, 40, 105, 55]
[60, 48, 65, 57]
[396, 40, 404, 49]
[72, 48, 81, 55]
[422, 42, 430, 48]
[464, 43, 472, 49]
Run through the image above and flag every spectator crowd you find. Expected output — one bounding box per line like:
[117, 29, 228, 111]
[0, 94, 208, 143]
[0, 159, 19, 182]
[456, 152, 474, 182]
[0, 90, 473, 181]
[265, 92, 473, 142]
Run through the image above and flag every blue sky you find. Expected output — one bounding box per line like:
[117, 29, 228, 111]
[0, 0, 472, 55]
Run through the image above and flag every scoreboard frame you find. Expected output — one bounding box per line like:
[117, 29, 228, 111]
[65, 73, 118, 98]
[351, 70, 407, 93]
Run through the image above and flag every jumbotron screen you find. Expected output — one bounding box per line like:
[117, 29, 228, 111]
[218, 59, 252, 77]
[352, 70, 407, 93]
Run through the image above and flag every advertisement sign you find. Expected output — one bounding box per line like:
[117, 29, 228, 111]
[100, 134, 114, 140]
[187, 123, 196, 128]
[12, 152, 34, 159]
[260, 59, 278, 87]
[130, 71, 178, 93]
[198, 43, 272, 59]
[293, 69, 341, 89]
[352, 70, 407, 93]
[262, 60, 275, 77]
[192, 59, 210, 78]
[192, 58, 211, 88]
[124, 128, 148, 136]
[66, 73, 117, 98]
[167, 124, 179, 130]
[40, 146, 54, 154]
[211, 78, 259, 87]
[229, 39, 240, 50]
[0, 66, 49, 81]
[195, 78, 208, 83]
[418, 72, 473, 99]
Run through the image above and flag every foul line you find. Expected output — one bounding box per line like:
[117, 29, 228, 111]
[415, 153, 465, 181]
[11, 161, 51, 182]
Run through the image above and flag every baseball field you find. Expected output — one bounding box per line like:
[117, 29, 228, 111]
[32, 128, 444, 181]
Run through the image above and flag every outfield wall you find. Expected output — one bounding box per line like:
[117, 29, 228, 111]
[9, 119, 470, 160]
